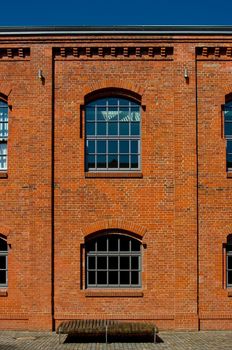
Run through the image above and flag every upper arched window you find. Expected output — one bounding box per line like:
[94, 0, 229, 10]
[0, 100, 8, 171]
[224, 100, 232, 171]
[0, 237, 8, 287]
[85, 234, 141, 288]
[85, 97, 141, 172]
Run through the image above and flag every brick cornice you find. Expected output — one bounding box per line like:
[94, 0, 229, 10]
[196, 46, 232, 60]
[0, 47, 30, 60]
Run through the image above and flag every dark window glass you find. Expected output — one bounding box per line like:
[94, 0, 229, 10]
[0, 256, 6, 269]
[87, 141, 95, 154]
[97, 123, 106, 135]
[86, 123, 95, 136]
[120, 256, 130, 270]
[120, 141, 129, 154]
[119, 122, 129, 135]
[131, 256, 139, 270]
[131, 141, 138, 154]
[88, 256, 95, 270]
[228, 271, 232, 285]
[97, 155, 106, 168]
[109, 271, 118, 284]
[228, 255, 232, 270]
[88, 271, 95, 284]
[108, 123, 118, 136]
[224, 109, 232, 122]
[120, 271, 130, 284]
[86, 107, 95, 121]
[108, 155, 118, 168]
[227, 154, 232, 169]
[97, 256, 107, 270]
[120, 155, 129, 168]
[131, 239, 141, 252]
[108, 141, 118, 154]
[108, 107, 118, 121]
[131, 155, 139, 169]
[131, 122, 140, 135]
[0, 271, 6, 285]
[87, 155, 95, 169]
[109, 236, 118, 251]
[0, 239, 7, 251]
[97, 107, 106, 121]
[97, 141, 106, 154]
[120, 238, 130, 251]
[109, 256, 118, 269]
[97, 237, 107, 251]
[97, 271, 107, 284]
[131, 271, 139, 285]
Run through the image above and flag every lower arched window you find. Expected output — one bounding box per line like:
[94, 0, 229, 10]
[226, 235, 232, 288]
[0, 237, 8, 287]
[86, 234, 141, 288]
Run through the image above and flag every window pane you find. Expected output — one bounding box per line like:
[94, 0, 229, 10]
[120, 237, 130, 251]
[227, 154, 232, 169]
[120, 155, 129, 169]
[108, 98, 118, 106]
[228, 255, 232, 270]
[131, 122, 140, 135]
[109, 256, 118, 269]
[97, 107, 106, 121]
[131, 141, 138, 154]
[120, 256, 130, 270]
[87, 241, 96, 252]
[97, 141, 106, 154]
[0, 239, 7, 251]
[0, 270, 6, 284]
[120, 271, 129, 285]
[108, 155, 118, 168]
[109, 271, 118, 285]
[131, 256, 139, 270]
[86, 123, 95, 136]
[108, 141, 118, 154]
[88, 256, 95, 270]
[119, 141, 129, 154]
[119, 107, 130, 122]
[0, 256, 6, 269]
[119, 123, 129, 135]
[87, 155, 95, 169]
[225, 122, 232, 137]
[97, 123, 106, 135]
[87, 141, 95, 154]
[97, 155, 106, 168]
[97, 256, 107, 270]
[109, 236, 118, 251]
[88, 271, 95, 285]
[97, 236, 107, 251]
[225, 109, 232, 122]
[131, 240, 141, 252]
[97, 271, 107, 284]
[227, 140, 232, 153]
[131, 271, 139, 285]
[119, 98, 130, 107]
[131, 155, 139, 169]
[130, 107, 140, 121]
[86, 107, 95, 121]
[228, 271, 232, 285]
[108, 123, 118, 136]
[107, 107, 118, 121]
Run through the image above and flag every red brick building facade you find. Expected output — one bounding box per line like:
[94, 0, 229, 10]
[0, 26, 232, 331]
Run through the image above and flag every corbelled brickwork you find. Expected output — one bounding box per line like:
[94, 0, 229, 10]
[0, 27, 232, 331]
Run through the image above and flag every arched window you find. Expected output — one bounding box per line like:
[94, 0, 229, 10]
[0, 100, 8, 171]
[85, 234, 141, 288]
[226, 235, 232, 288]
[224, 101, 232, 171]
[85, 97, 141, 171]
[0, 237, 8, 287]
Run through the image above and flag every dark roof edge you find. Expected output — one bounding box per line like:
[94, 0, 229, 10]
[1, 25, 232, 35]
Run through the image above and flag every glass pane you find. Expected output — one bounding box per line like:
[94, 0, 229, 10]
[119, 98, 130, 107]
[131, 239, 141, 252]
[97, 155, 106, 168]
[131, 256, 139, 270]
[0, 143, 7, 155]
[108, 155, 118, 168]
[0, 270, 6, 285]
[228, 255, 232, 270]
[97, 107, 106, 121]
[95, 98, 108, 106]
[131, 140, 138, 154]
[0, 155, 7, 171]
[131, 271, 139, 285]
[120, 271, 129, 285]
[107, 107, 118, 122]
[97, 236, 107, 251]
[120, 256, 130, 270]
[227, 154, 232, 169]
[228, 271, 232, 285]
[108, 123, 118, 136]
[88, 256, 95, 270]
[119, 123, 129, 136]
[130, 107, 140, 121]
[97, 123, 106, 135]
[97, 271, 107, 284]
[225, 109, 232, 122]
[225, 122, 232, 137]
[0, 122, 8, 139]
[87, 141, 95, 154]
[108, 141, 118, 154]
[109, 236, 119, 251]
[109, 271, 118, 285]
[131, 155, 139, 169]
[120, 237, 130, 251]
[108, 98, 118, 106]
[97, 140, 106, 154]
[88, 271, 95, 285]
[131, 122, 140, 135]
[119, 141, 129, 154]
[86, 123, 95, 136]
[0, 256, 6, 269]
[97, 256, 107, 270]
[0, 239, 7, 251]
[87, 240, 96, 252]
[86, 107, 95, 121]
[120, 155, 129, 169]
[227, 140, 232, 153]
[87, 155, 95, 169]
[109, 256, 118, 269]
[119, 107, 130, 122]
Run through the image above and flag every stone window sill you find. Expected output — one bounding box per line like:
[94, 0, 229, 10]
[0, 172, 8, 179]
[84, 290, 143, 297]
[0, 289, 8, 297]
[85, 172, 143, 179]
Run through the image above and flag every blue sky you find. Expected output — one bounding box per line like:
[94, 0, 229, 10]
[1, 0, 232, 26]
